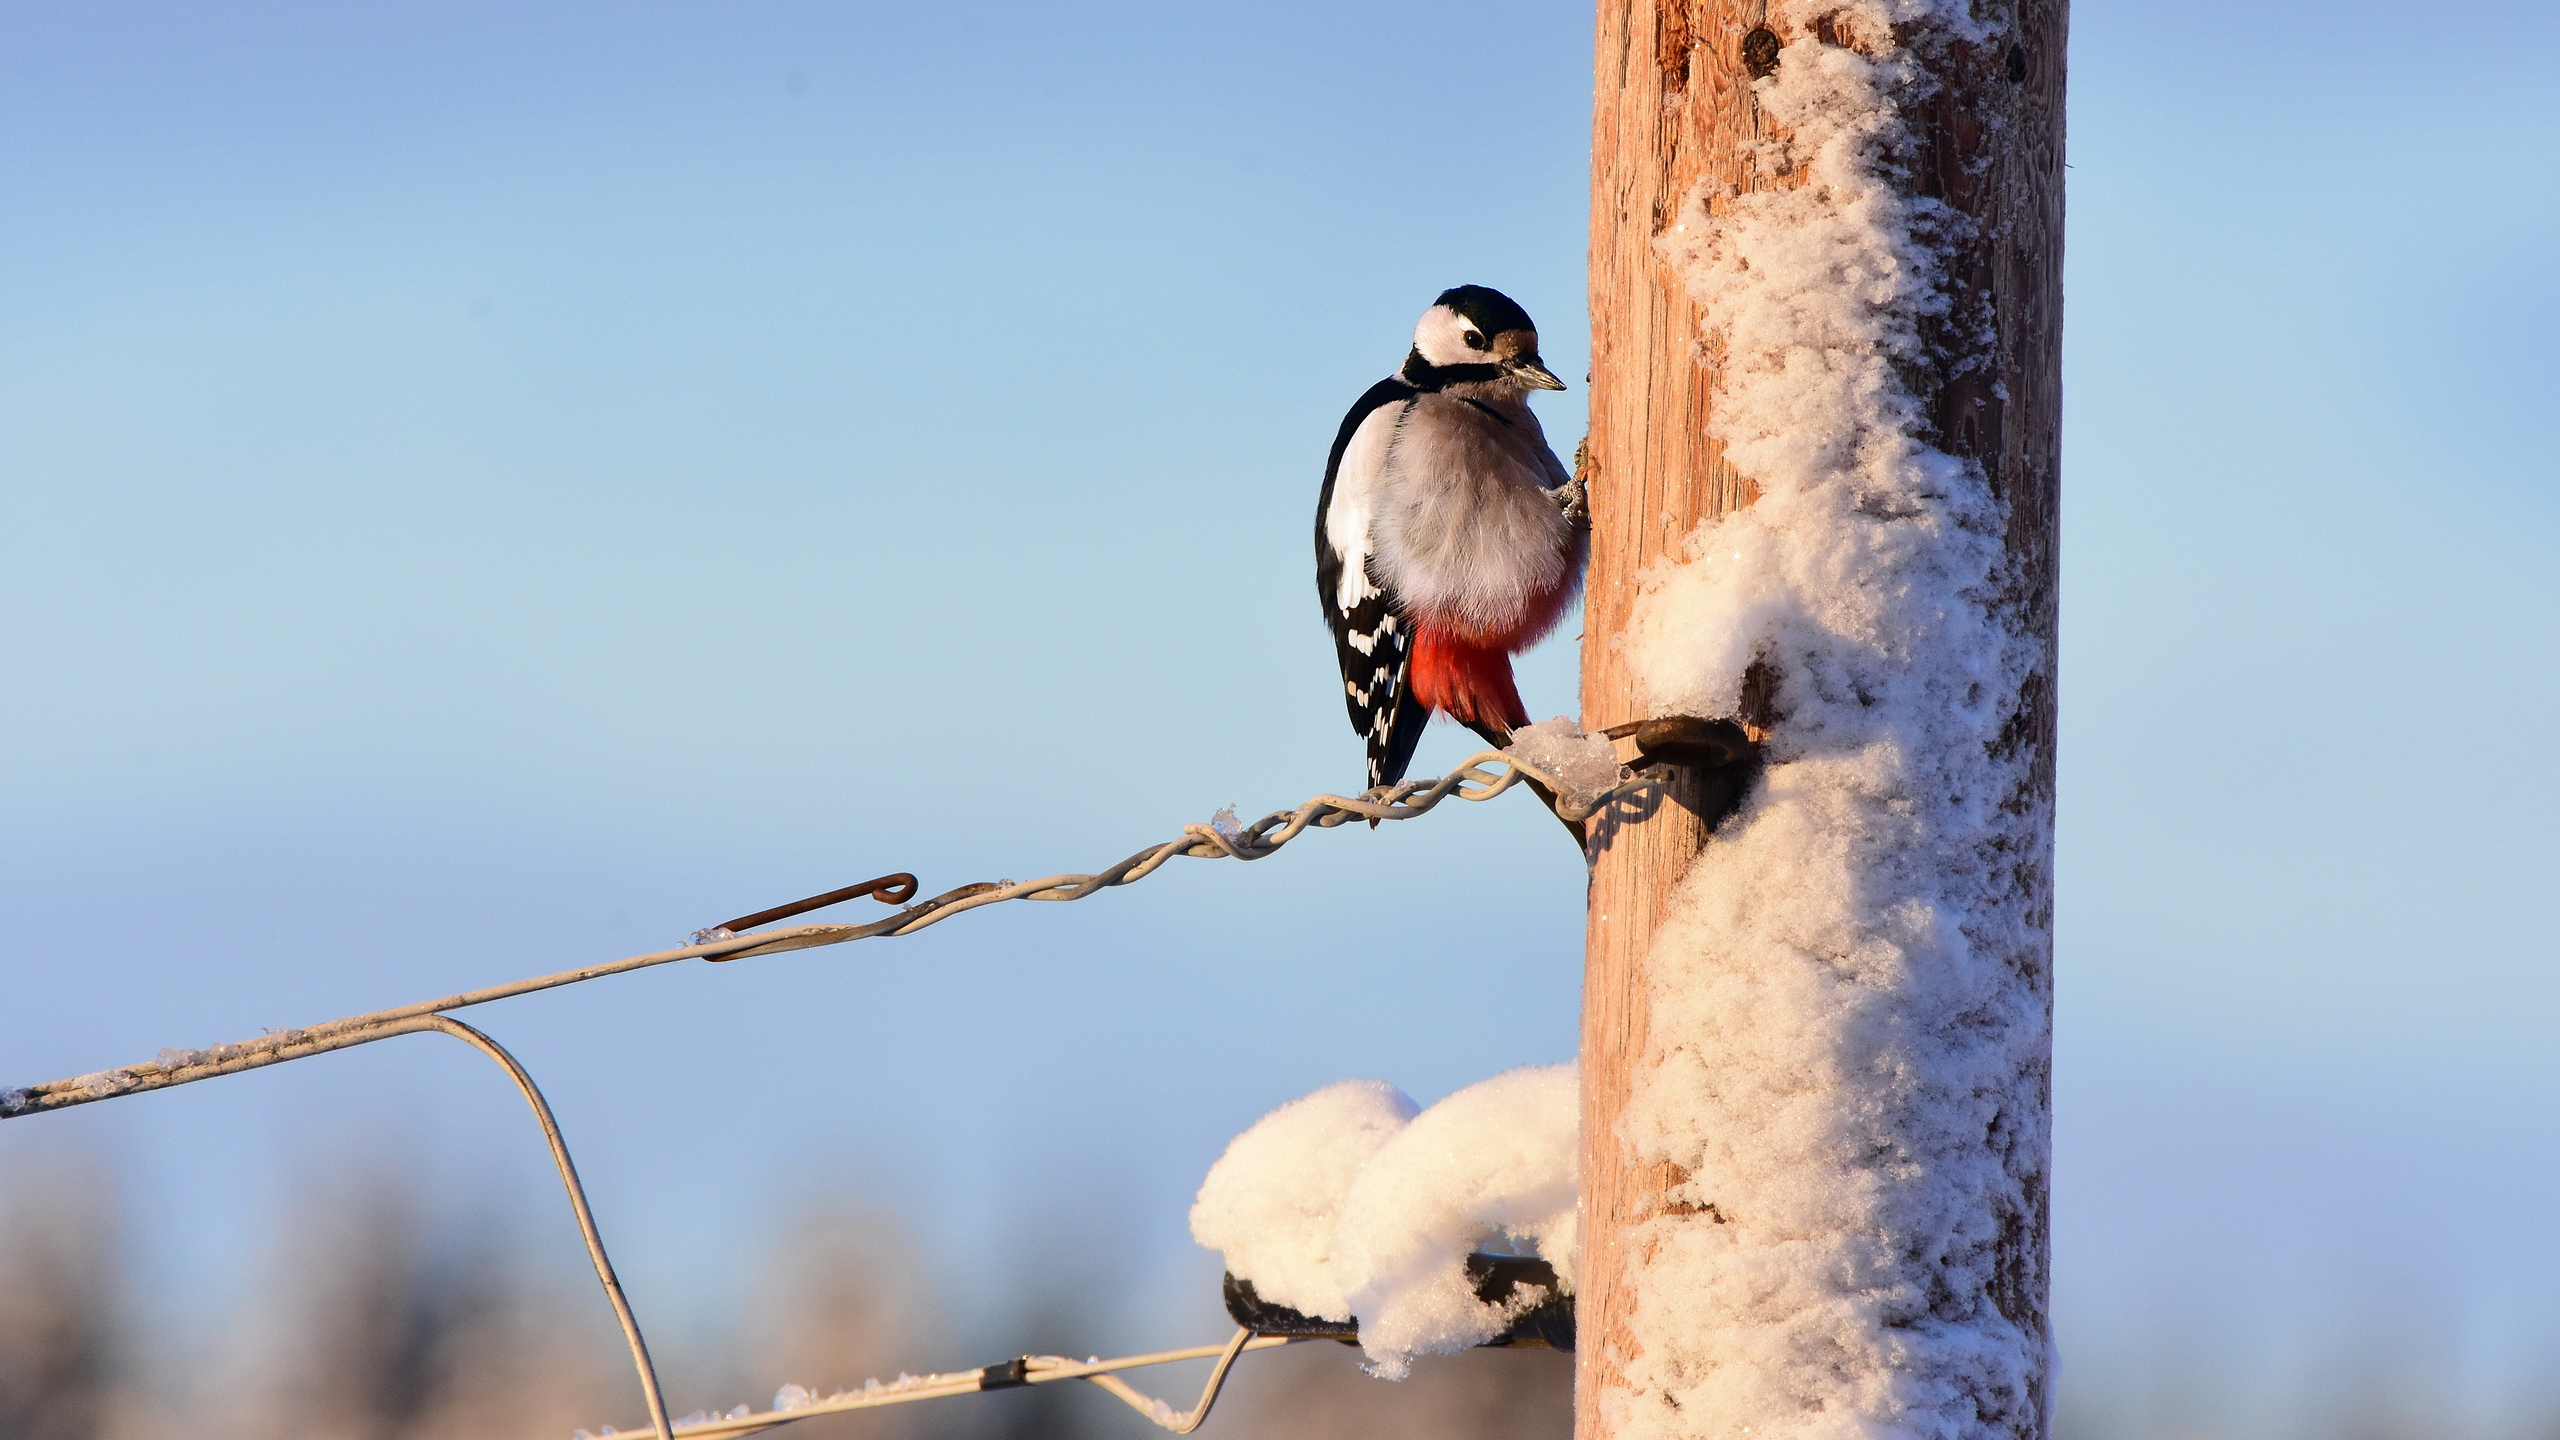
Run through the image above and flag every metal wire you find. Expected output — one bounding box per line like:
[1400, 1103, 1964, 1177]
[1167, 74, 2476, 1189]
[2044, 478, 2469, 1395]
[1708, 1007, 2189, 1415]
[420, 1016, 675, 1440]
[0, 748, 1650, 1440]
[0, 749, 1658, 1121]
[707, 872, 918, 942]
[1079, 1325, 1271, 1434]
[621, 1329, 1296, 1440]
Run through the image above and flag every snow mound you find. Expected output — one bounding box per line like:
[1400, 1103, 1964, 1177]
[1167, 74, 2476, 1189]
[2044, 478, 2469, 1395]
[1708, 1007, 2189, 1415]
[1189, 1079, 1417, 1323]
[1191, 1065, 1578, 1379]
[1333, 1064, 1579, 1377]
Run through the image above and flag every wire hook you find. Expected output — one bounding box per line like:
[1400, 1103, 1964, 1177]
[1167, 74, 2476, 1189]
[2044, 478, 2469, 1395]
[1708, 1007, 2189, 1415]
[701, 873, 920, 953]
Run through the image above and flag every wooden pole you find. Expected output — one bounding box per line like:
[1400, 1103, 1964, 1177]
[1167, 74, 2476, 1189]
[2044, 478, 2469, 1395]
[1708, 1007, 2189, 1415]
[1576, 0, 2065, 1434]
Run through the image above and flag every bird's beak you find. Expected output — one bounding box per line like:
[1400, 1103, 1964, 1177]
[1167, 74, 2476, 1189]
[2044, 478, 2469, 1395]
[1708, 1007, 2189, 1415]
[1505, 355, 1568, 391]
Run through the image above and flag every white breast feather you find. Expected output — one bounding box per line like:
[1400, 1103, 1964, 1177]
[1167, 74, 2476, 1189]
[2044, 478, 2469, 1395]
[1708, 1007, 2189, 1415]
[1325, 399, 1406, 615]
[1368, 399, 1572, 635]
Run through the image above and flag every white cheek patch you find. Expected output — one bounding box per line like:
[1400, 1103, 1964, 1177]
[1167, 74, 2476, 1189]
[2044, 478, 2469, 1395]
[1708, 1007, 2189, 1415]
[1411, 305, 1487, 368]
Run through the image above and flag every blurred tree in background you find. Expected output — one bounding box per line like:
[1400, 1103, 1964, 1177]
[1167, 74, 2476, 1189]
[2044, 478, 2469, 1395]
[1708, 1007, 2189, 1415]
[0, 1156, 1574, 1440]
[0, 1158, 120, 1440]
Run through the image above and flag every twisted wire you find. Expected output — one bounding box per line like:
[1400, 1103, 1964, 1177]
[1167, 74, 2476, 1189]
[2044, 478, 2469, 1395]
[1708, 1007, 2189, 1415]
[624, 1329, 1294, 1440]
[0, 748, 1652, 1440]
[1, 750, 1656, 1120]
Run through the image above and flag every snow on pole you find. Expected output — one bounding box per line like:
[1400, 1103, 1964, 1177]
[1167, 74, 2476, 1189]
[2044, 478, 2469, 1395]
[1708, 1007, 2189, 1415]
[1579, 1, 2063, 1438]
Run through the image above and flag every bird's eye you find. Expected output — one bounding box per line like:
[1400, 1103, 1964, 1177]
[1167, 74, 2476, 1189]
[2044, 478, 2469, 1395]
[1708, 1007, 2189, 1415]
[1463, 330, 1487, 351]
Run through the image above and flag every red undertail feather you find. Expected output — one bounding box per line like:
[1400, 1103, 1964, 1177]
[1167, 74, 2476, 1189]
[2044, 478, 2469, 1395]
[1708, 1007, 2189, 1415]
[1407, 556, 1582, 737]
[1410, 625, 1529, 732]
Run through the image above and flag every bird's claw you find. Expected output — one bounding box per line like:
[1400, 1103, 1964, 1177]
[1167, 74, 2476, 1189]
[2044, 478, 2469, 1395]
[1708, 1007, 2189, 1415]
[1557, 441, 1593, 528]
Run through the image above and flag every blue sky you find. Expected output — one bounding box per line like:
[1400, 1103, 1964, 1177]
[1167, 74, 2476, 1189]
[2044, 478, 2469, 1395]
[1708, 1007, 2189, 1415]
[3, 0, 2555, 1432]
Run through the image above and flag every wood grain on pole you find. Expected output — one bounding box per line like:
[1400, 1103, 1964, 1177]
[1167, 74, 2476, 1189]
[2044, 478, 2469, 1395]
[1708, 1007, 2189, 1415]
[1576, 0, 2065, 1433]
[1577, 4, 1771, 1427]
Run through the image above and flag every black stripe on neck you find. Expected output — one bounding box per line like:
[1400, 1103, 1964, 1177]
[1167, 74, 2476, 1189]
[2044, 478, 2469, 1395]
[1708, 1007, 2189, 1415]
[1461, 397, 1512, 425]
[1401, 349, 1505, 391]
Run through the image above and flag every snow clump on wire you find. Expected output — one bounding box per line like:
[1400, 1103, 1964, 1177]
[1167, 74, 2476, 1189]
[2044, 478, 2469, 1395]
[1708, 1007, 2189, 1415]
[1188, 1079, 1414, 1324]
[1504, 716, 1625, 814]
[1189, 1065, 1577, 1378]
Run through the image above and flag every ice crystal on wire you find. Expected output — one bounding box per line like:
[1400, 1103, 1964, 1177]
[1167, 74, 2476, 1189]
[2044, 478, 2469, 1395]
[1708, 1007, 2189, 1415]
[1504, 717, 1623, 815]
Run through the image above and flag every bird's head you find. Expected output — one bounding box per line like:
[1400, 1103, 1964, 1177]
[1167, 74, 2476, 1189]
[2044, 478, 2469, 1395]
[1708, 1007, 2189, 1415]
[1403, 285, 1566, 393]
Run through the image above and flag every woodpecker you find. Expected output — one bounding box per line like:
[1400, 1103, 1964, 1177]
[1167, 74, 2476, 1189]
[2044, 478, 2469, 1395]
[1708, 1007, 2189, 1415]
[1315, 286, 1588, 791]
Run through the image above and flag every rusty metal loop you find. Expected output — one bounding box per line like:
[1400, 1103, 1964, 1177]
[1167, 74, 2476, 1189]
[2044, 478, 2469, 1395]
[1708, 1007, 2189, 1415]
[710, 872, 919, 944]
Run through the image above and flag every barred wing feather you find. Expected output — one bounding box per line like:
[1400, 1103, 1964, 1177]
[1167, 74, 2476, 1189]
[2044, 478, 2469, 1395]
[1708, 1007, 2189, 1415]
[1314, 377, 1429, 788]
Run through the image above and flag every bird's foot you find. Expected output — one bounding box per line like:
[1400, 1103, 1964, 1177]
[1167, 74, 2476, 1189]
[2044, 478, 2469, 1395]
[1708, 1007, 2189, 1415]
[1557, 441, 1593, 528]
[1553, 474, 1589, 529]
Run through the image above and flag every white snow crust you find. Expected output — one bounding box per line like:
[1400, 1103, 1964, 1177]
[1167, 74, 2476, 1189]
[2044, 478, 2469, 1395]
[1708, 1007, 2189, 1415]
[1189, 1079, 1419, 1324]
[1611, 3, 2053, 1437]
[1190, 1066, 1578, 1379]
[1332, 1064, 1579, 1378]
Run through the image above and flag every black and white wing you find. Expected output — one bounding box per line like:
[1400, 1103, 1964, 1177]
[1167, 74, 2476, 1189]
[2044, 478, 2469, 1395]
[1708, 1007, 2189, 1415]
[1315, 376, 1429, 790]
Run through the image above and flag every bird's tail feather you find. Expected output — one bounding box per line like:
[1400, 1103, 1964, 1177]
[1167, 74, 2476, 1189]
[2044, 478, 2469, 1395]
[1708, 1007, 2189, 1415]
[1369, 687, 1433, 798]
